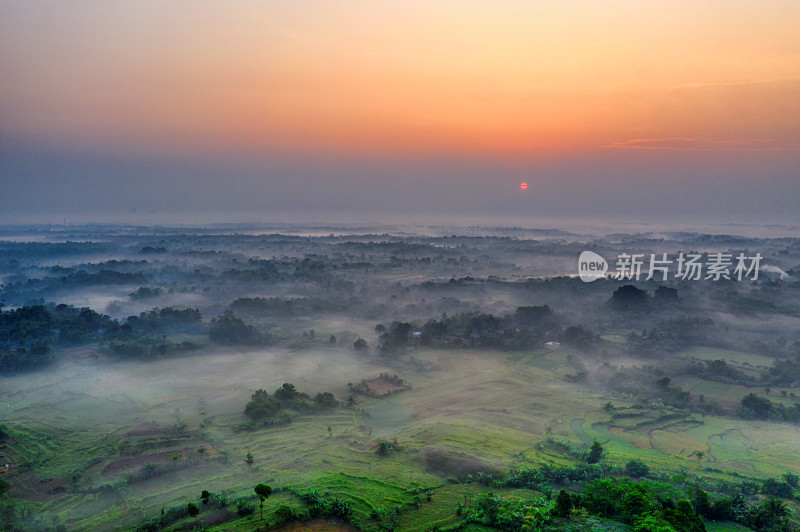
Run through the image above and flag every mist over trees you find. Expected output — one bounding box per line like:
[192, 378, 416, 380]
[2, 224, 800, 530]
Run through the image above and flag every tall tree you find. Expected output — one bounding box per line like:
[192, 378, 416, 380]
[254, 483, 272, 519]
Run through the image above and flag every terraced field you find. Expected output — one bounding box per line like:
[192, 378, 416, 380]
[2, 344, 800, 530]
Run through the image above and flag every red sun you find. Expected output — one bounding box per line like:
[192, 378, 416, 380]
[520, 182, 528, 190]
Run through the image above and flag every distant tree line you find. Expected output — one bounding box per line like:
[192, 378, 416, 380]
[376, 305, 568, 354]
[123, 307, 202, 333]
[765, 354, 800, 386]
[739, 393, 800, 423]
[1, 271, 147, 301]
[229, 295, 358, 316]
[682, 358, 754, 385]
[105, 336, 201, 360]
[625, 316, 716, 355]
[209, 310, 268, 345]
[0, 303, 209, 371]
[0, 303, 115, 344]
[0, 303, 115, 371]
[0, 240, 113, 259]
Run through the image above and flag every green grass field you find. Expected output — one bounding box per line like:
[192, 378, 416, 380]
[2, 344, 800, 530]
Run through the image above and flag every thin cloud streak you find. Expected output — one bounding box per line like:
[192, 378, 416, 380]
[666, 77, 800, 92]
[601, 137, 800, 151]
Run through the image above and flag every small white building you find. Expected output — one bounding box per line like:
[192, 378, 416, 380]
[544, 341, 561, 350]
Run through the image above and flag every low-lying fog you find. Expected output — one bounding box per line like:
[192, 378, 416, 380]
[1, 221, 800, 530]
[1, 346, 377, 432]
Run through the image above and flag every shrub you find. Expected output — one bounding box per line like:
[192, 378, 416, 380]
[274, 504, 295, 523]
[625, 459, 650, 478]
[235, 498, 255, 516]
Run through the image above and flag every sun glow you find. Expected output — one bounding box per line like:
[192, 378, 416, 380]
[2, 1, 798, 159]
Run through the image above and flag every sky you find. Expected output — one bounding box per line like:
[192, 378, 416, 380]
[2, 1, 799, 227]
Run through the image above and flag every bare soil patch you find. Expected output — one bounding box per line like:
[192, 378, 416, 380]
[365, 378, 404, 396]
[125, 422, 165, 437]
[181, 510, 233, 529]
[7, 469, 70, 502]
[349, 374, 411, 398]
[277, 519, 361, 531]
[102, 444, 216, 476]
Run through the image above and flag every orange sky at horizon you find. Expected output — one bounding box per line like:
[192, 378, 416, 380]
[2, 1, 799, 160]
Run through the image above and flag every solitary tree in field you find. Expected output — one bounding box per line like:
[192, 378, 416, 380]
[246, 451, 254, 467]
[254, 483, 272, 519]
[587, 440, 603, 464]
[200, 490, 210, 504]
[376, 440, 390, 456]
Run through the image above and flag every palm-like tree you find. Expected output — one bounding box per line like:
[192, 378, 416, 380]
[755, 496, 787, 528]
[254, 483, 272, 519]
